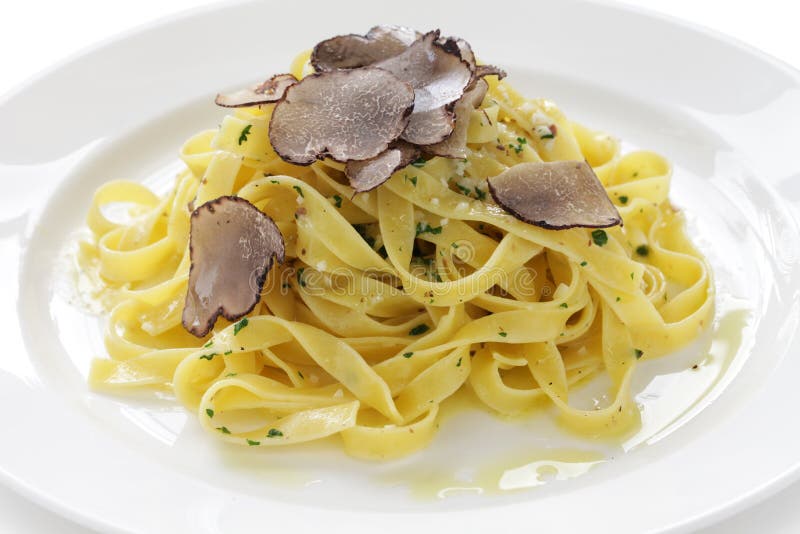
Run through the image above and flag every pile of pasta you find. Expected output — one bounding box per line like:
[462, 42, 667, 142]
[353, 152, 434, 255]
[84, 52, 713, 459]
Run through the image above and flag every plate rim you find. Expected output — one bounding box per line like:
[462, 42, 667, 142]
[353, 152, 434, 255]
[2, 1, 800, 533]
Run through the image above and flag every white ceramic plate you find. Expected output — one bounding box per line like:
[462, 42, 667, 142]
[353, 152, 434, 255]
[3, 1, 800, 532]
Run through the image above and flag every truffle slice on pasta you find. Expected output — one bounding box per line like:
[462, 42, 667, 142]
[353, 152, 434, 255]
[311, 25, 420, 71]
[375, 31, 473, 143]
[215, 73, 298, 108]
[423, 79, 488, 158]
[269, 68, 415, 165]
[345, 141, 420, 192]
[488, 161, 622, 230]
[182, 196, 285, 338]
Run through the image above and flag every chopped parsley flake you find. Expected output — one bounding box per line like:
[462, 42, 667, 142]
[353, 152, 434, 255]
[634, 349, 644, 359]
[411, 157, 426, 168]
[332, 194, 343, 208]
[405, 174, 418, 186]
[203, 340, 213, 348]
[270, 179, 280, 184]
[580, 261, 588, 267]
[224, 350, 233, 355]
[539, 132, 555, 139]
[416, 222, 443, 236]
[246, 439, 260, 446]
[616, 296, 621, 302]
[206, 409, 214, 418]
[559, 303, 568, 309]
[218, 426, 231, 434]
[509, 137, 527, 154]
[298, 371, 304, 379]
[267, 428, 283, 438]
[233, 317, 249, 336]
[498, 331, 508, 338]
[474, 188, 487, 201]
[199, 353, 217, 360]
[456, 183, 471, 196]
[403, 352, 414, 358]
[296, 267, 306, 287]
[456, 357, 462, 367]
[591, 229, 608, 246]
[238, 124, 252, 145]
[636, 244, 649, 256]
[619, 195, 629, 204]
[292, 185, 304, 197]
[451, 242, 459, 249]
[409, 324, 430, 336]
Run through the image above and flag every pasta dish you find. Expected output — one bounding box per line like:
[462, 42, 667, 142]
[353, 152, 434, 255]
[81, 26, 713, 459]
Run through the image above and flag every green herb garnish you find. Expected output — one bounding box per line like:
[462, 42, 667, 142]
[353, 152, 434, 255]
[636, 244, 649, 256]
[238, 124, 252, 145]
[292, 185, 304, 197]
[619, 195, 629, 204]
[591, 229, 608, 246]
[634, 349, 644, 359]
[247, 439, 260, 446]
[218, 426, 231, 434]
[267, 428, 283, 438]
[409, 324, 430, 336]
[415, 222, 443, 236]
[411, 157, 426, 168]
[233, 317, 249, 336]
[332, 194, 343, 208]
[206, 409, 214, 418]
[199, 353, 217, 360]
[403, 352, 414, 359]
[296, 267, 306, 288]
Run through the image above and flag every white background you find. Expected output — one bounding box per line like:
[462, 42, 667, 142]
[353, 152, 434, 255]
[1, 1, 799, 532]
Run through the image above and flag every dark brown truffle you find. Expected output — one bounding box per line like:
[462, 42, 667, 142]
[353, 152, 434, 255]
[345, 141, 420, 192]
[424, 79, 488, 158]
[311, 25, 421, 72]
[376, 31, 472, 116]
[215, 74, 298, 108]
[474, 64, 507, 80]
[182, 196, 285, 338]
[487, 161, 622, 230]
[269, 68, 415, 165]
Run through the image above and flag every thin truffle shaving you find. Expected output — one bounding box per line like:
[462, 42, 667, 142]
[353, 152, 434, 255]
[345, 141, 420, 192]
[269, 68, 415, 165]
[488, 161, 622, 230]
[182, 196, 285, 337]
[215, 74, 297, 108]
[311, 25, 420, 71]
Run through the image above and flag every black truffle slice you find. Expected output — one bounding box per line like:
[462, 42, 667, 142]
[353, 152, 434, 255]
[376, 31, 472, 114]
[311, 25, 421, 71]
[438, 35, 476, 67]
[215, 73, 298, 108]
[487, 161, 622, 230]
[182, 196, 285, 338]
[423, 79, 488, 158]
[437, 35, 506, 82]
[475, 64, 507, 80]
[269, 68, 415, 165]
[345, 141, 420, 192]
[400, 106, 456, 145]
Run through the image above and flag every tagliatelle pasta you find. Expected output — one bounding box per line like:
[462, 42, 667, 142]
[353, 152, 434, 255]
[81, 45, 713, 460]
